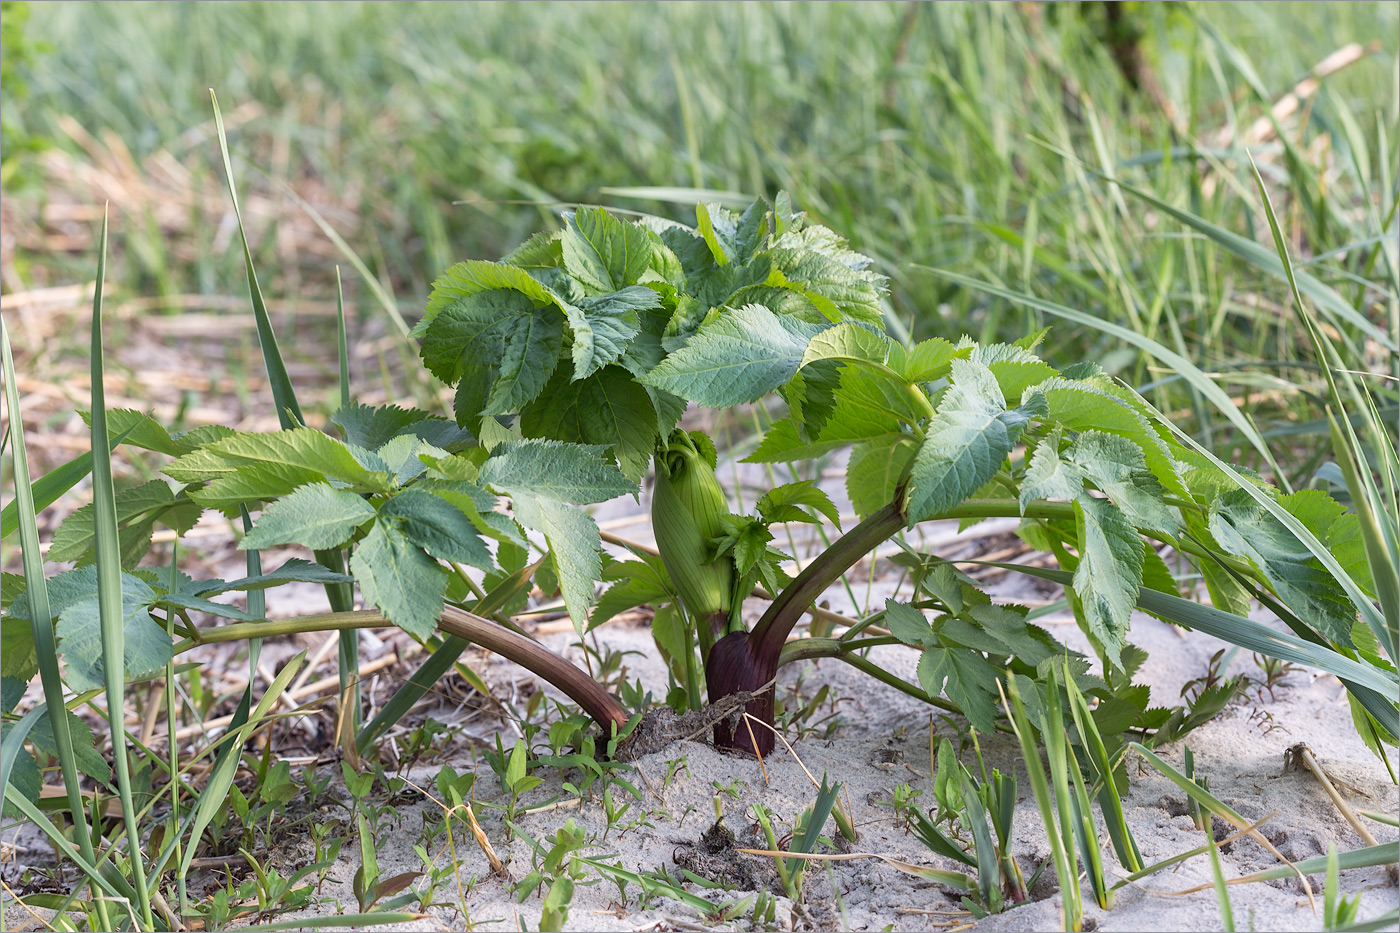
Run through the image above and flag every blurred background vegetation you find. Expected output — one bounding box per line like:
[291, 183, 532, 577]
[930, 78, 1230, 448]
[2, 0, 1395, 484]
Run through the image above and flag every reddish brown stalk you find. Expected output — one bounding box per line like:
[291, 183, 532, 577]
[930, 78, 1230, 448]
[707, 498, 908, 754]
[438, 605, 630, 735]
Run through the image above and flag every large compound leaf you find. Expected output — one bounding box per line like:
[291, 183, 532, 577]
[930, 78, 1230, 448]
[562, 207, 654, 294]
[419, 288, 565, 417]
[477, 439, 636, 504]
[513, 496, 602, 637]
[166, 427, 391, 491]
[906, 360, 1043, 523]
[642, 303, 826, 406]
[520, 366, 657, 483]
[350, 522, 447, 640]
[238, 483, 376, 551]
[1072, 494, 1143, 666]
[1209, 489, 1358, 646]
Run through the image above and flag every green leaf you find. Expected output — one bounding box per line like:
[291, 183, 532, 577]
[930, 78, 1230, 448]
[0, 617, 36, 682]
[906, 360, 1040, 523]
[29, 709, 109, 785]
[49, 480, 200, 569]
[372, 435, 440, 486]
[378, 487, 491, 570]
[1032, 377, 1188, 499]
[755, 481, 841, 529]
[916, 646, 999, 734]
[768, 246, 885, 325]
[1209, 489, 1357, 646]
[331, 402, 472, 451]
[695, 202, 735, 265]
[53, 571, 171, 692]
[513, 497, 601, 636]
[350, 522, 447, 640]
[0, 722, 41, 817]
[239, 483, 377, 551]
[562, 207, 654, 293]
[413, 259, 558, 338]
[520, 366, 658, 484]
[889, 337, 961, 384]
[885, 599, 938, 649]
[565, 286, 657, 381]
[847, 436, 917, 520]
[1021, 433, 1084, 507]
[1072, 495, 1142, 666]
[502, 228, 563, 267]
[799, 321, 887, 369]
[642, 303, 826, 406]
[591, 556, 674, 631]
[166, 427, 391, 491]
[1067, 432, 1180, 538]
[751, 371, 913, 465]
[420, 288, 565, 417]
[478, 438, 636, 505]
[920, 269, 1284, 477]
[79, 409, 236, 457]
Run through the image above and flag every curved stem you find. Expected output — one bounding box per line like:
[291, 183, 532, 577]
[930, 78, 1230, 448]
[754, 497, 1257, 662]
[182, 607, 630, 736]
[750, 500, 907, 651]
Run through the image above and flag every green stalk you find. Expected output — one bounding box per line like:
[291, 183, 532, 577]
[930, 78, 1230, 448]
[1, 319, 115, 932]
[327, 267, 362, 739]
[87, 209, 155, 929]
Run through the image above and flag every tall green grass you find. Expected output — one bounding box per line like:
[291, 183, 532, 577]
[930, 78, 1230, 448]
[11, 5, 1395, 433]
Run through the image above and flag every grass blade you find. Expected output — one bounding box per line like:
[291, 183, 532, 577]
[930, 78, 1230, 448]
[1, 316, 115, 930]
[88, 206, 156, 929]
[1085, 166, 1394, 354]
[336, 267, 350, 409]
[210, 89, 303, 430]
[1207, 832, 1235, 932]
[788, 775, 840, 878]
[1246, 153, 1399, 664]
[1159, 411, 1391, 664]
[1063, 668, 1142, 873]
[223, 913, 427, 932]
[1001, 674, 1081, 931]
[1169, 842, 1398, 891]
[171, 651, 304, 879]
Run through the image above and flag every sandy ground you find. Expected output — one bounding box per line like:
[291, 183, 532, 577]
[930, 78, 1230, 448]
[2, 452, 1397, 933]
[229, 462, 1398, 932]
